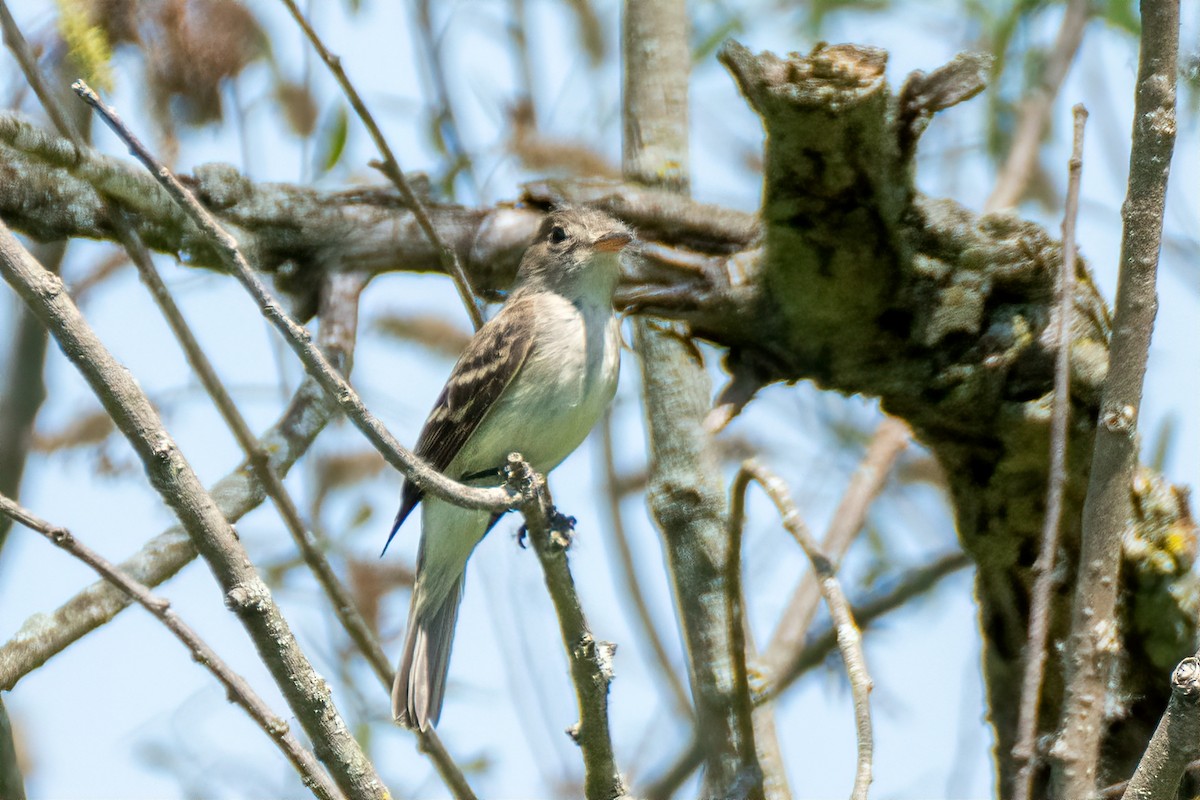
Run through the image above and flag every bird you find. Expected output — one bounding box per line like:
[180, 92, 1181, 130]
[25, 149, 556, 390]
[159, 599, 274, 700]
[385, 206, 633, 730]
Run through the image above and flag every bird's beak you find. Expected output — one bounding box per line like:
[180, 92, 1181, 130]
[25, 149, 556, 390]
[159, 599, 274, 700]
[593, 230, 633, 253]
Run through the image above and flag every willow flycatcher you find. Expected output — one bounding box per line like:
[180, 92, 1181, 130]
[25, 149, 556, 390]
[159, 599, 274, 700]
[386, 206, 633, 730]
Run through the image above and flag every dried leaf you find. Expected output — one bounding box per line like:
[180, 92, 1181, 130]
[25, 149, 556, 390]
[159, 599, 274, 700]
[275, 80, 318, 138]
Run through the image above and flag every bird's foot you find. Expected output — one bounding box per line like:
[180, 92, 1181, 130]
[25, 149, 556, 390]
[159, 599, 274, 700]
[548, 506, 577, 549]
[516, 505, 576, 550]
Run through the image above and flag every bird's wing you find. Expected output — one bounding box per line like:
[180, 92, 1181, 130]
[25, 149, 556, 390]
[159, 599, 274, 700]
[382, 295, 537, 555]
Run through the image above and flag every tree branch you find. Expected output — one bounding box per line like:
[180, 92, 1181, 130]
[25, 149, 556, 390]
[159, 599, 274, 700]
[1053, 1, 1180, 794]
[0, 494, 343, 800]
[72, 81, 517, 517]
[0, 223, 386, 798]
[643, 551, 970, 800]
[598, 411, 692, 721]
[623, 3, 762, 798]
[506, 456, 628, 800]
[1120, 658, 1200, 800]
[1011, 103, 1087, 800]
[736, 462, 874, 800]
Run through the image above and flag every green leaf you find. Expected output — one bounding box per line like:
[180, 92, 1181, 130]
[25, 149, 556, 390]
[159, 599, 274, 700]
[314, 105, 349, 176]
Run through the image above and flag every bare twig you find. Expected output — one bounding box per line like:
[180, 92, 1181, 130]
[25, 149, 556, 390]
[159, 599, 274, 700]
[643, 551, 970, 800]
[1120, 658, 1200, 800]
[1053, 1, 1180, 794]
[0, 224, 386, 798]
[76, 79, 482, 800]
[623, 1, 762, 796]
[985, 0, 1089, 211]
[71, 81, 514, 517]
[505, 456, 627, 800]
[1011, 103, 1087, 800]
[0, 494, 342, 800]
[728, 464, 791, 800]
[276, 0, 484, 330]
[598, 411, 692, 721]
[738, 461, 874, 800]
[762, 416, 909, 673]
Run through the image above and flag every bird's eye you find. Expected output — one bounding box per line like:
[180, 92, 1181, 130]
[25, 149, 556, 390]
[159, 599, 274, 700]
[549, 225, 567, 244]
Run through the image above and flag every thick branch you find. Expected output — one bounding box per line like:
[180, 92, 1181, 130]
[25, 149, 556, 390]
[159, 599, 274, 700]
[1055, 1, 1180, 794]
[623, 3, 762, 798]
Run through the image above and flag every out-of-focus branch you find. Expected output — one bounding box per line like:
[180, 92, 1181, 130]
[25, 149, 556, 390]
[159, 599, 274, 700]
[0, 0, 72, 557]
[737, 462, 873, 800]
[985, 0, 1090, 210]
[1053, 1, 1179, 795]
[643, 551, 970, 800]
[277, 0, 484, 330]
[0, 494, 342, 800]
[1119, 657, 1200, 800]
[598, 412, 692, 721]
[1011, 104, 1087, 800]
[506, 456, 627, 800]
[623, 2, 762, 798]
[0, 697, 22, 800]
[0, 223, 386, 798]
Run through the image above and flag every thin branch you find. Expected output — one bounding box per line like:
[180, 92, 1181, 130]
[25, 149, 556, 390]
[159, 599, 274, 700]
[277, 0, 484, 330]
[0, 494, 342, 800]
[1053, 0, 1179, 794]
[0, 227, 386, 797]
[1011, 103, 1087, 800]
[1120, 657, 1200, 800]
[0, 0, 74, 558]
[642, 551, 970, 800]
[738, 461, 874, 800]
[598, 411, 692, 721]
[728, 463, 791, 800]
[985, 0, 1089, 211]
[505, 456, 627, 800]
[71, 81, 514, 517]
[762, 416, 909, 673]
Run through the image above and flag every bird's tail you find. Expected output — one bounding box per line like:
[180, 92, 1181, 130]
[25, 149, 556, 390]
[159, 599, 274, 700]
[392, 575, 465, 730]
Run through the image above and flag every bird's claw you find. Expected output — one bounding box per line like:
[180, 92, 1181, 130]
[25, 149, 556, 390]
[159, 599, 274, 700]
[515, 506, 576, 550]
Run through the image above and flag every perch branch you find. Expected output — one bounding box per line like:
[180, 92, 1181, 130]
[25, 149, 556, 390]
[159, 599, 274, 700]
[506, 455, 627, 800]
[72, 81, 516, 516]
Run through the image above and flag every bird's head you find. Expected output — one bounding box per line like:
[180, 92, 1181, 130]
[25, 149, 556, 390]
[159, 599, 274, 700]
[514, 206, 634, 299]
